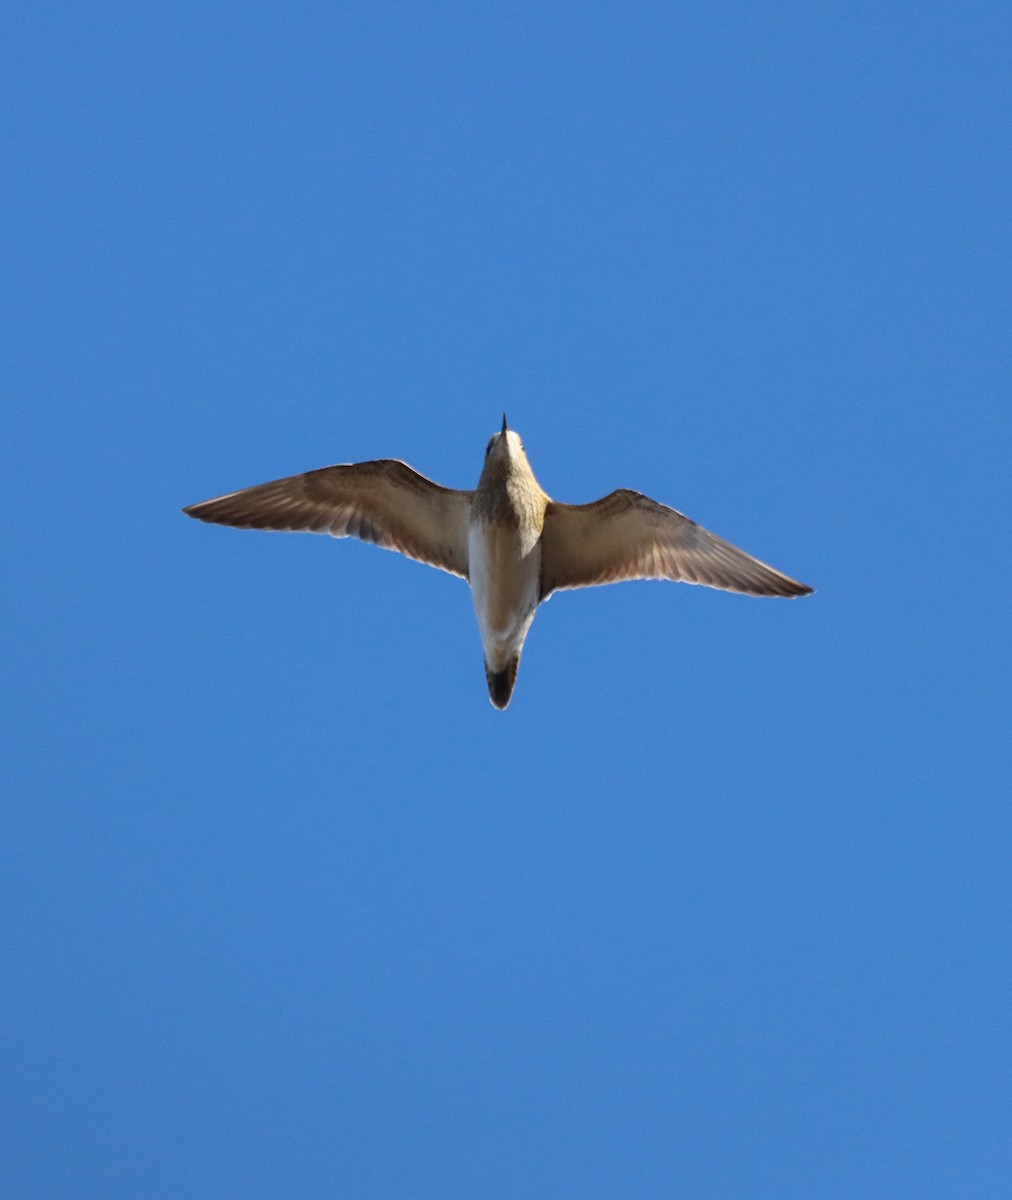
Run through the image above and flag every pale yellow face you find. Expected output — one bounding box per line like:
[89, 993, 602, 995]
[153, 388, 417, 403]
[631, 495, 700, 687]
[484, 428, 526, 460]
[478, 427, 538, 491]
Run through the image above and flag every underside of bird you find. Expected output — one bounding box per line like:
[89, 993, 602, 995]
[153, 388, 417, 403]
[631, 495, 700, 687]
[182, 419, 812, 712]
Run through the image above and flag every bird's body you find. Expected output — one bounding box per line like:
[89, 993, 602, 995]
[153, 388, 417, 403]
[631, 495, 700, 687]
[468, 518, 540, 671]
[466, 431, 548, 700]
[184, 417, 812, 708]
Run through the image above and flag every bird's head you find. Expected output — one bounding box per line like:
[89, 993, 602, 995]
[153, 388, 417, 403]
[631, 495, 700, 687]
[484, 413, 526, 462]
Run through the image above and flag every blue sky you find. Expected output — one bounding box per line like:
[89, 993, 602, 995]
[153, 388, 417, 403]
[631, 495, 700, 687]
[3, 3, 1010, 1196]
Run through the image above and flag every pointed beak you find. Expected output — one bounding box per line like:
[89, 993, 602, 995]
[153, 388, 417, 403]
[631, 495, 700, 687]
[501, 412, 508, 435]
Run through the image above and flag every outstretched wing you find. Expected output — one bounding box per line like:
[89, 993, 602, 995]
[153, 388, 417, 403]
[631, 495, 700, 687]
[540, 489, 812, 599]
[183, 460, 473, 579]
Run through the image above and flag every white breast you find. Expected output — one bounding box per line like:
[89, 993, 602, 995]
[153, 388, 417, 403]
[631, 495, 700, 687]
[468, 521, 542, 671]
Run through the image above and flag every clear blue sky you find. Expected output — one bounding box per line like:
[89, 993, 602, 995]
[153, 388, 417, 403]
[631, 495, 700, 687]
[4, 3, 1010, 1197]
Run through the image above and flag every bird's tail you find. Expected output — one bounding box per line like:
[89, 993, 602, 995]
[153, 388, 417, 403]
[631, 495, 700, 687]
[484, 651, 521, 710]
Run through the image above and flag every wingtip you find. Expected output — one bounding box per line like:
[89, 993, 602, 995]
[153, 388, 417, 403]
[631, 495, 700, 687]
[771, 575, 813, 598]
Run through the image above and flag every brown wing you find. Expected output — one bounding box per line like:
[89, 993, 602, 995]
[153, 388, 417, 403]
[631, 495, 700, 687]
[540, 489, 812, 599]
[183, 460, 472, 579]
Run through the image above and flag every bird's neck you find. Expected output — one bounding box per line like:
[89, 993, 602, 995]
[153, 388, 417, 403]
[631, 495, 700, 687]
[474, 468, 547, 527]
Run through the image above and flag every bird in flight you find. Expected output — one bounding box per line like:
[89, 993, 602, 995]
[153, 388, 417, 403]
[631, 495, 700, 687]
[183, 416, 812, 709]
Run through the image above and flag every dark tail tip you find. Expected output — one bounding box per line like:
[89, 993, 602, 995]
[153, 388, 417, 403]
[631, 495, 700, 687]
[485, 652, 521, 710]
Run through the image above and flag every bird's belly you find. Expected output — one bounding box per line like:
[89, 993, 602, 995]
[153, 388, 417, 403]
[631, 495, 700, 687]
[468, 522, 541, 669]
